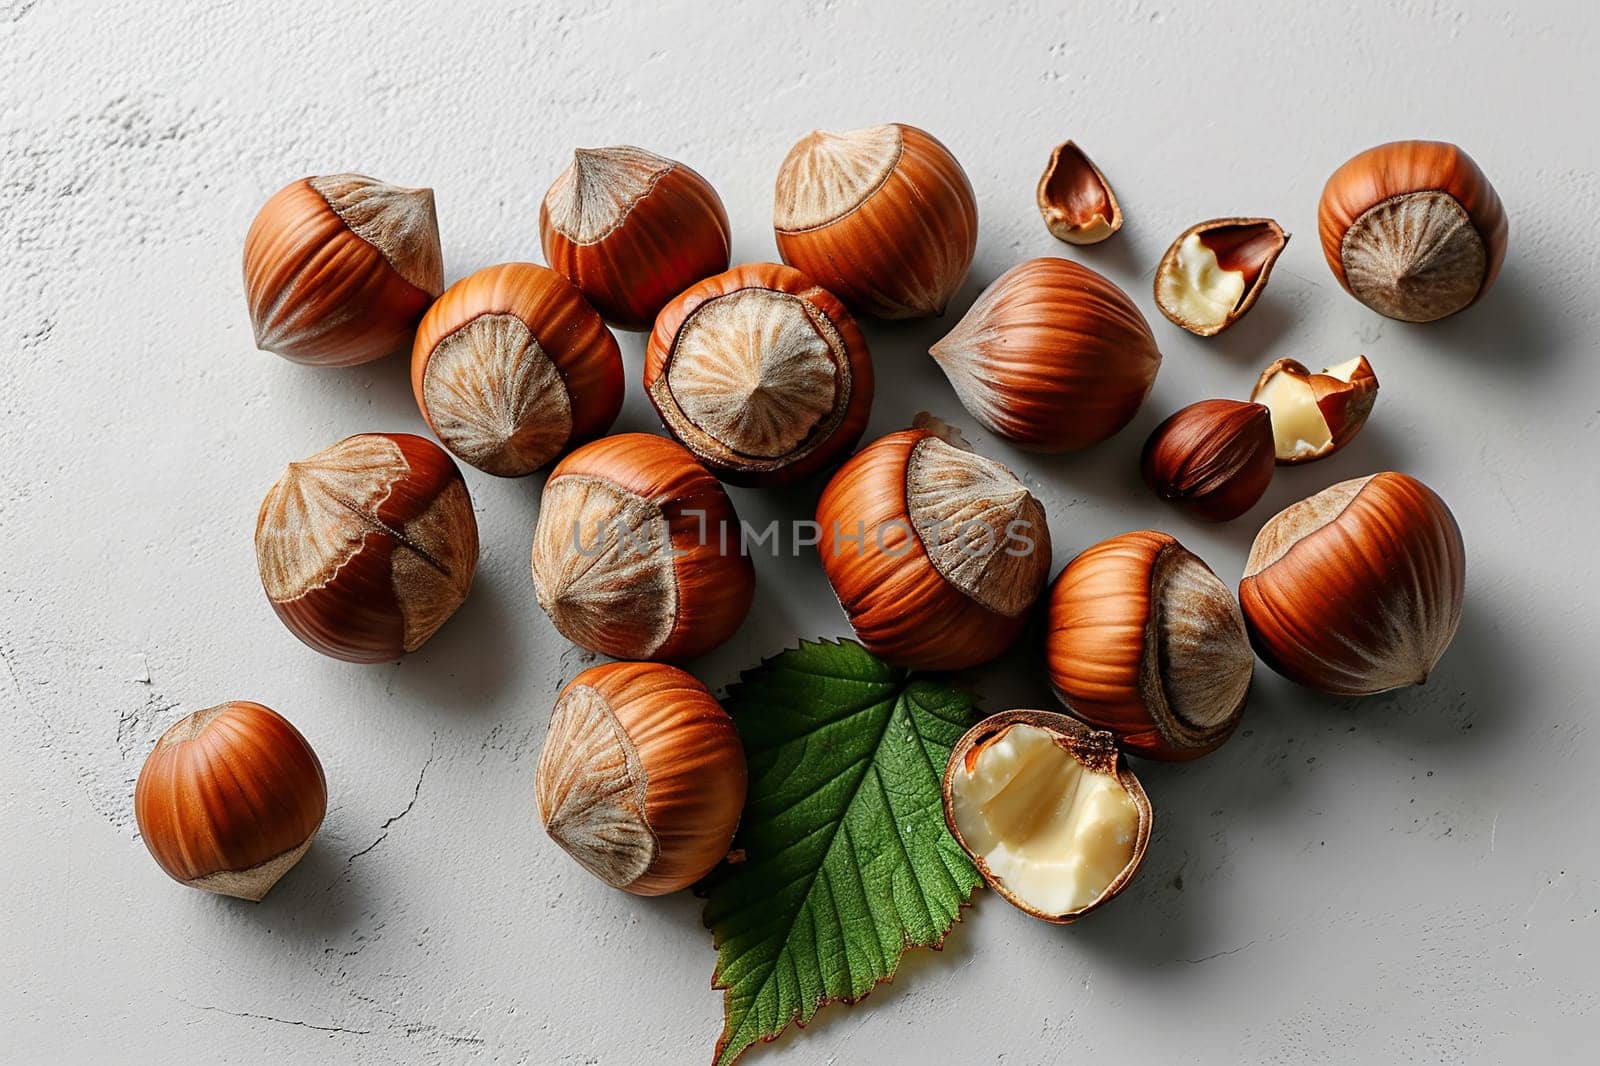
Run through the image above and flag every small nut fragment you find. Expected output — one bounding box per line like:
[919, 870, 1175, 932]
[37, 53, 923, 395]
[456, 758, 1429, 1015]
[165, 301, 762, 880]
[942, 710, 1151, 923]
[1251, 355, 1379, 464]
[1140, 399, 1275, 522]
[1036, 140, 1122, 245]
[1154, 218, 1288, 336]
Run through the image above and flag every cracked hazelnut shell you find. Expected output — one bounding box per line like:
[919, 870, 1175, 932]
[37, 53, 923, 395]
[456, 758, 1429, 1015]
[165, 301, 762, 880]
[1036, 140, 1122, 245]
[255, 432, 478, 663]
[540, 146, 731, 330]
[530, 433, 754, 661]
[1141, 399, 1276, 522]
[1318, 141, 1507, 322]
[929, 257, 1161, 451]
[1251, 355, 1378, 464]
[536, 662, 746, 896]
[1046, 531, 1253, 761]
[943, 709, 1151, 923]
[1154, 218, 1288, 337]
[644, 263, 873, 487]
[816, 421, 1053, 671]
[411, 262, 624, 477]
[244, 174, 444, 367]
[773, 123, 977, 319]
[134, 701, 326, 901]
[1239, 472, 1465, 695]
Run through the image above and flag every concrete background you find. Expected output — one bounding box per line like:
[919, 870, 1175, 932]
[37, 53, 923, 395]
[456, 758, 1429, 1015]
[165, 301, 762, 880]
[3, 1, 1595, 1062]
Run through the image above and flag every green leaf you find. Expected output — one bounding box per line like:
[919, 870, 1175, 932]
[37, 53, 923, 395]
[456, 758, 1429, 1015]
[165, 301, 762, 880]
[703, 639, 982, 1066]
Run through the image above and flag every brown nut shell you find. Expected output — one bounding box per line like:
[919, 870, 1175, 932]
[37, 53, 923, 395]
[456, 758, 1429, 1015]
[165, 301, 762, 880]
[244, 174, 444, 367]
[255, 433, 478, 663]
[1140, 399, 1275, 522]
[1318, 141, 1507, 322]
[816, 426, 1052, 671]
[530, 433, 755, 661]
[1239, 472, 1465, 695]
[540, 146, 731, 331]
[1036, 140, 1122, 245]
[644, 263, 873, 487]
[773, 123, 977, 319]
[1046, 531, 1252, 761]
[942, 709, 1151, 923]
[1154, 218, 1288, 337]
[1250, 355, 1379, 464]
[536, 662, 746, 896]
[411, 263, 624, 477]
[929, 257, 1161, 451]
[134, 701, 326, 901]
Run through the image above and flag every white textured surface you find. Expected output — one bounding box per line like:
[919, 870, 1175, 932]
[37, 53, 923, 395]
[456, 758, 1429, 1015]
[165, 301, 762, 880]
[2, 2, 1596, 1063]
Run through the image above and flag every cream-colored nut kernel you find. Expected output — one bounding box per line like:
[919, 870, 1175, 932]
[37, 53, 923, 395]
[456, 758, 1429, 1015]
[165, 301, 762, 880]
[1250, 354, 1378, 464]
[1157, 232, 1246, 333]
[949, 723, 1140, 917]
[905, 435, 1048, 617]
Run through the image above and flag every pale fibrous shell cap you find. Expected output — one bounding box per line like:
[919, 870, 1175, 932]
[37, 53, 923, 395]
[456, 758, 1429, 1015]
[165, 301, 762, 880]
[543, 146, 675, 245]
[307, 173, 444, 295]
[773, 124, 903, 231]
[905, 435, 1050, 617]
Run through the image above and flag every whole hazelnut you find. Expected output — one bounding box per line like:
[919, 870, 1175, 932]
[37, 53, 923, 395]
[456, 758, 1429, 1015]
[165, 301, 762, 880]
[943, 709, 1151, 923]
[411, 262, 624, 477]
[536, 662, 746, 896]
[773, 123, 977, 319]
[816, 422, 1052, 671]
[929, 257, 1162, 451]
[255, 432, 478, 663]
[540, 146, 731, 331]
[1046, 531, 1253, 761]
[134, 701, 326, 901]
[244, 174, 444, 366]
[1318, 140, 1507, 322]
[1239, 472, 1465, 695]
[530, 433, 754, 661]
[1154, 218, 1288, 337]
[1140, 399, 1276, 522]
[645, 263, 873, 487]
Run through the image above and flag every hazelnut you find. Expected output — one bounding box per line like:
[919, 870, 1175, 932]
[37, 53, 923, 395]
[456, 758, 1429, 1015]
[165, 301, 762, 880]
[1154, 218, 1288, 337]
[1239, 473, 1465, 695]
[255, 432, 478, 663]
[1036, 140, 1122, 245]
[539, 146, 731, 330]
[942, 709, 1151, 923]
[929, 257, 1162, 451]
[1046, 531, 1252, 761]
[411, 262, 624, 477]
[816, 420, 1053, 671]
[1140, 399, 1276, 522]
[536, 662, 746, 896]
[134, 701, 326, 901]
[773, 123, 977, 319]
[1250, 355, 1378, 464]
[644, 263, 873, 487]
[1318, 140, 1507, 322]
[244, 174, 443, 367]
[530, 433, 754, 661]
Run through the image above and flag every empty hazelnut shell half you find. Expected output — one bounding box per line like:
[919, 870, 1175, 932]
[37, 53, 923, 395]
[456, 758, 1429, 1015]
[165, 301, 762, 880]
[411, 263, 624, 477]
[1250, 355, 1378, 464]
[943, 709, 1151, 923]
[1036, 140, 1122, 245]
[1318, 140, 1507, 322]
[1239, 472, 1465, 695]
[1155, 218, 1288, 337]
[645, 262, 873, 487]
[1140, 399, 1276, 522]
[1046, 531, 1253, 761]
